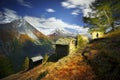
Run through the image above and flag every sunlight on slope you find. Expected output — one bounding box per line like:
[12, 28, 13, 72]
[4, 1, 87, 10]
[42, 53, 95, 80]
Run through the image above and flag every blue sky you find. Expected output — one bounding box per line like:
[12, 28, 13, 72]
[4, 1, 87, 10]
[0, 0, 95, 35]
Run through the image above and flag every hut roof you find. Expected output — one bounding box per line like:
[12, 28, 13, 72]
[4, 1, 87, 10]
[31, 55, 43, 62]
[56, 38, 76, 45]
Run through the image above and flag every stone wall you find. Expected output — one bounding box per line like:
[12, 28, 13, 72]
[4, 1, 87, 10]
[55, 45, 69, 58]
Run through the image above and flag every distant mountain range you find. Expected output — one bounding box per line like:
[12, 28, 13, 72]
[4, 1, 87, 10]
[48, 28, 76, 41]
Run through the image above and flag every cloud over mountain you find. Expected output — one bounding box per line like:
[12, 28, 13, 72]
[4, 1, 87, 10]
[3, 8, 19, 19]
[24, 16, 89, 35]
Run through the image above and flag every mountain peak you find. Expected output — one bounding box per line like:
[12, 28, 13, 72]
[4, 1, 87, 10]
[0, 12, 19, 24]
[0, 17, 48, 41]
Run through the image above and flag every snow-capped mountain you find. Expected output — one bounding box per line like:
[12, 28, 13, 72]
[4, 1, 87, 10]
[23, 16, 79, 36]
[48, 28, 76, 41]
[49, 28, 75, 37]
[0, 14, 48, 41]
[0, 13, 54, 56]
[0, 12, 19, 24]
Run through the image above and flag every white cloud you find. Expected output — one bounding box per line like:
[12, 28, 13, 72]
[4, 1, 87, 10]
[62, 2, 77, 9]
[61, 0, 95, 17]
[3, 8, 18, 19]
[71, 10, 80, 15]
[17, 0, 32, 8]
[46, 8, 55, 13]
[83, 8, 92, 17]
[24, 16, 89, 35]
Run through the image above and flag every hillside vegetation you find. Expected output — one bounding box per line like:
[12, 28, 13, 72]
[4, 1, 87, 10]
[1, 30, 120, 80]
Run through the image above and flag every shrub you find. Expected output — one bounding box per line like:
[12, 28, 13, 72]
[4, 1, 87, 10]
[22, 57, 29, 71]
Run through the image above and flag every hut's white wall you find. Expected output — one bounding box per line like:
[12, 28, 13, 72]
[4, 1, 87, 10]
[91, 32, 104, 39]
[69, 40, 76, 54]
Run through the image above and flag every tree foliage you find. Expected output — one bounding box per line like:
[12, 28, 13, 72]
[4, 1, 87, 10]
[83, 0, 120, 32]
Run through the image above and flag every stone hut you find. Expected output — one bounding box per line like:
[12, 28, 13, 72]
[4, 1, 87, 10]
[29, 55, 43, 69]
[55, 38, 76, 58]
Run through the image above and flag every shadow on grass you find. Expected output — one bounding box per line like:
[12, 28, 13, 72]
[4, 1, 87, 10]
[82, 37, 120, 80]
[37, 70, 48, 80]
[47, 53, 67, 62]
